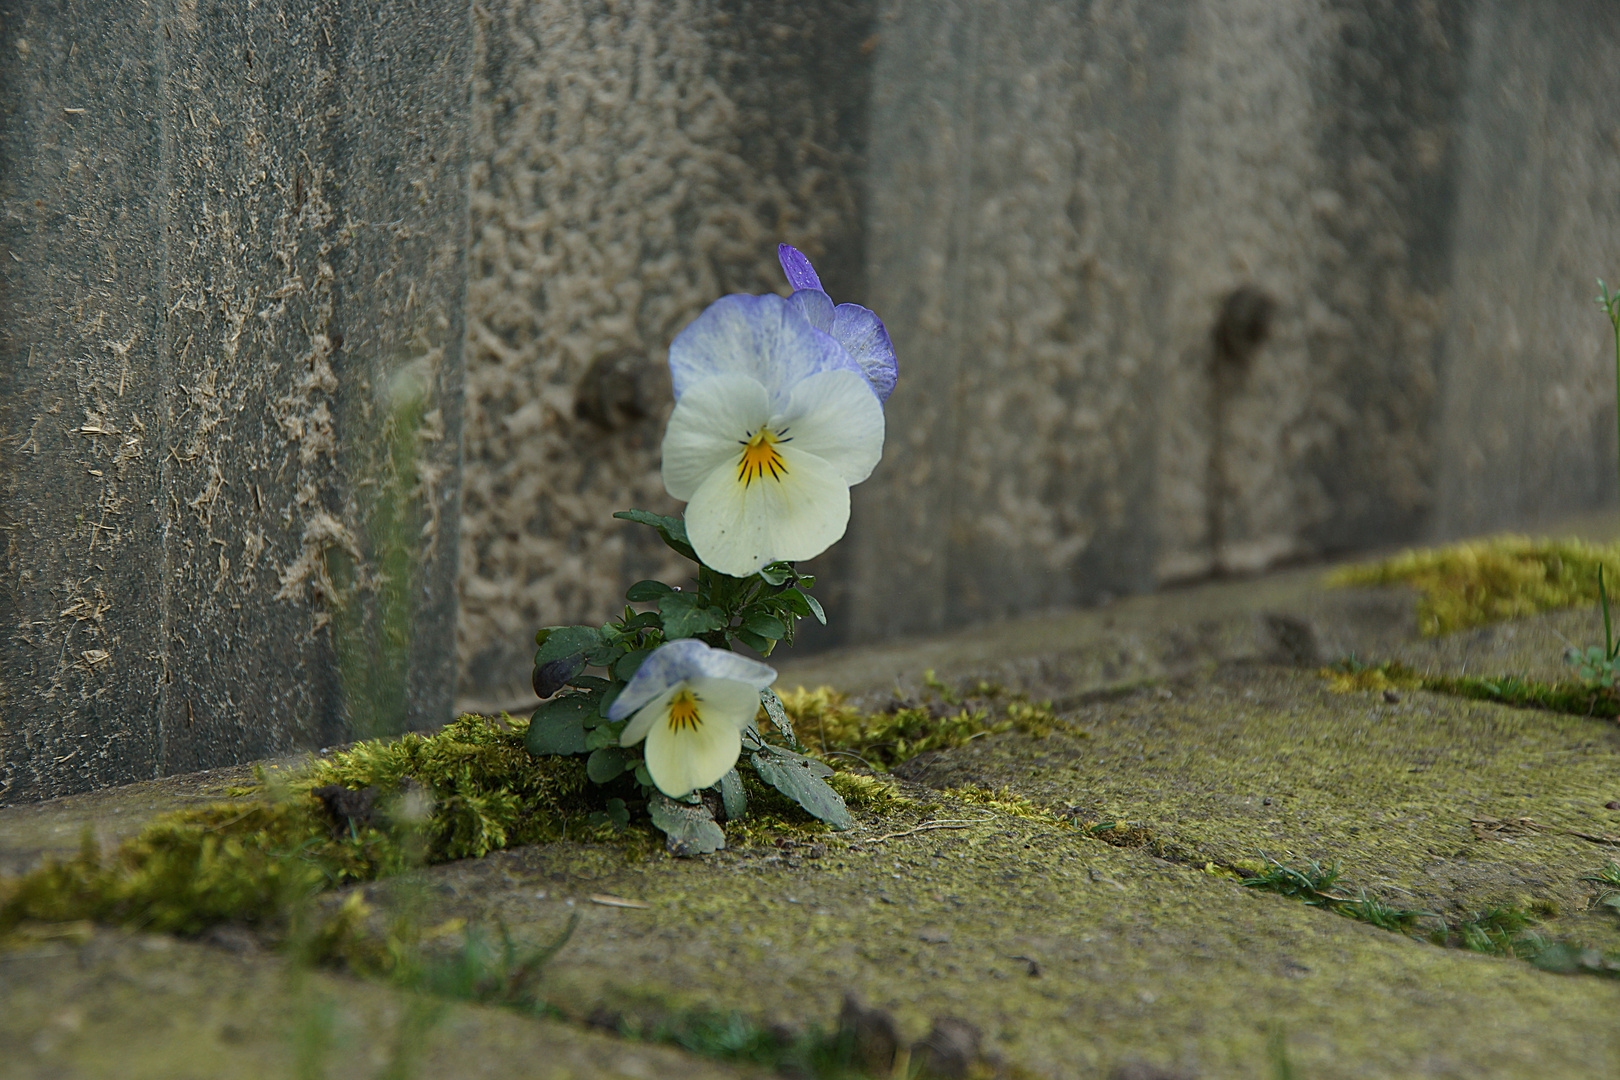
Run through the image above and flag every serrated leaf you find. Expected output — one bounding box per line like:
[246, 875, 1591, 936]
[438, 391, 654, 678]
[794, 589, 826, 625]
[587, 746, 631, 783]
[525, 695, 597, 756]
[759, 687, 795, 747]
[750, 751, 851, 829]
[613, 509, 698, 561]
[719, 768, 747, 821]
[659, 593, 726, 639]
[626, 579, 676, 603]
[647, 791, 727, 855]
[535, 626, 606, 667]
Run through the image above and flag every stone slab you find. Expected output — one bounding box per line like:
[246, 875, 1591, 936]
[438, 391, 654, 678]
[0, 928, 769, 1080]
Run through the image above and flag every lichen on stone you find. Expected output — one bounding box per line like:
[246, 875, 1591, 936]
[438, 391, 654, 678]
[1327, 534, 1620, 636]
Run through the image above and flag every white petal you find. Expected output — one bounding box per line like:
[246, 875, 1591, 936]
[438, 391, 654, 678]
[685, 676, 767, 728]
[642, 697, 744, 797]
[667, 294, 860, 405]
[773, 370, 885, 486]
[619, 683, 681, 745]
[684, 441, 850, 576]
[662, 375, 770, 501]
[610, 640, 777, 721]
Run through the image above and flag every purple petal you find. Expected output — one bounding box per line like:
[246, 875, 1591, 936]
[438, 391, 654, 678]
[667, 292, 862, 407]
[777, 243, 825, 293]
[787, 288, 834, 333]
[831, 303, 898, 403]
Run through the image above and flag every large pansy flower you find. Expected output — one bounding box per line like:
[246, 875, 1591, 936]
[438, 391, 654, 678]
[663, 291, 886, 577]
[611, 639, 777, 798]
[777, 243, 897, 403]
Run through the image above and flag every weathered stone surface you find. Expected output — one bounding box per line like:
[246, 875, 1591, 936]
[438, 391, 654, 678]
[8, 559, 1620, 1077]
[0, 928, 770, 1080]
[1, 2, 471, 800]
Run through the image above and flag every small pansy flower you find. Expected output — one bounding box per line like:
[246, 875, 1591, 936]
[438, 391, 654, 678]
[662, 290, 886, 577]
[776, 243, 897, 403]
[610, 639, 777, 798]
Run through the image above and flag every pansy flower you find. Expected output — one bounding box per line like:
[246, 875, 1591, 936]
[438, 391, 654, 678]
[776, 243, 897, 403]
[662, 290, 887, 577]
[610, 639, 777, 798]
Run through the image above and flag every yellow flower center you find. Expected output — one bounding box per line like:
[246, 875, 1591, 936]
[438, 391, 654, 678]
[667, 689, 702, 732]
[737, 428, 788, 487]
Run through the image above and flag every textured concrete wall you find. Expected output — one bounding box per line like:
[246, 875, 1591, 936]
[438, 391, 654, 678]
[456, 0, 874, 700]
[1433, 0, 1620, 538]
[450, 0, 1620, 695]
[846, 0, 1184, 639]
[0, 1, 470, 800]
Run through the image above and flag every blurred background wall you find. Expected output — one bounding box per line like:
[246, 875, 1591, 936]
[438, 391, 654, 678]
[455, 0, 1620, 703]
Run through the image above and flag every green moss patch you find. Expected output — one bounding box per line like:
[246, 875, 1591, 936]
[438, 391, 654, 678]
[1327, 535, 1620, 636]
[1321, 658, 1620, 720]
[775, 677, 1060, 771]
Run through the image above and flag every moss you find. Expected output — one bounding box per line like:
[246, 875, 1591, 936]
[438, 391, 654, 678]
[0, 714, 631, 941]
[1327, 534, 1620, 636]
[1320, 658, 1620, 720]
[775, 683, 1061, 771]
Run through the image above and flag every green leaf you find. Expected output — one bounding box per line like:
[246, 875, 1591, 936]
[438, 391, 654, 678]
[794, 588, 826, 625]
[613, 649, 652, 681]
[758, 742, 833, 777]
[735, 628, 775, 655]
[525, 695, 596, 756]
[620, 611, 663, 631]
[534, 626, 606, 667]
[742, 611, 787, 640]
[568, 675, 611, 691]
[758, 687, 795, 747]
[586, 746, 630, 783]
[659, 593, 726, 639]
[758, 562, 794, 586]
[598, 682, 622, 718]
[634, 763, 654, 788]
[749, 751, 851, 829]
[626, 579, 676, 603]
[718, 768, 747, 821]
[605, 797, 630, 831]
[613, 510, 698, 561]
[584, 724, 621, 750]
[647, 791, 727, 855]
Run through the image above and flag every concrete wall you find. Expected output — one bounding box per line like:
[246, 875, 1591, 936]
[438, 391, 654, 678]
[1433, 1, 1620, 538]
[456, 0, 875, 700]
[0, 1, 470, 800]
[451, 0, 1620, 696]
[7, 0, 1618, 786]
